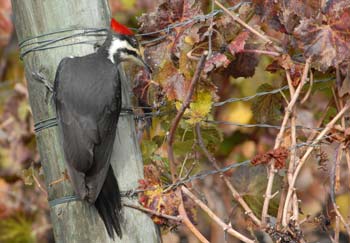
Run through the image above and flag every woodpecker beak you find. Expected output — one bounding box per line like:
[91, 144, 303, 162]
[134, 52, 152, 74]
[139, 58, 152, 74]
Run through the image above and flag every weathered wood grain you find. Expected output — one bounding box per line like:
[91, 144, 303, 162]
[11, 0, 159, 242]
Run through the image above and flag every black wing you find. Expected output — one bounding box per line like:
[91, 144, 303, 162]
[53, 55, 121, 203]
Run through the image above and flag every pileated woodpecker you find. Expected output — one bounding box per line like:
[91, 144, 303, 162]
[53, 19, 150, 239]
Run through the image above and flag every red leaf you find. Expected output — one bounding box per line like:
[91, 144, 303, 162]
[227, 46, 259, 78]
[227, 31, 249, 55]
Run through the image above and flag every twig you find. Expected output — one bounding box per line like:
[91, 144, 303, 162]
[182, 186, 255, 243]
[277, 71, 297, 225]
[49, 170, 69, 187]
[346, 150, 350, 184]
[0, 116, 14, 129]
[282, 103, 350, 226]
[214, 0, 282, 53]
[195, 123, 261, 226]
[338, 93, 350, 230]
[33, 174, 48, 198]
[334, 216, 340, 243]
[301, 69, 313, 104]
[213, 78, 332, 107]
[292, 193, 299, 222]
[182, 161, 197, 181]
[207, 0, 215, 58]
[330, 144, 350, 236]
[338, 85, 350, 232]
[241, 49, 280, 57]
[167, 53, 208, 181]
[262, 58, 311, 226]
[333, 204, 350, 237]
[123, 202, 182, 222]
[179, 153, 190, 178]
[287, 71, 298, 223]
[178, 190, 210, 243]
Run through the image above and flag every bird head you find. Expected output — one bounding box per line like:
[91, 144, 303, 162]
[107, 18, 151, 73]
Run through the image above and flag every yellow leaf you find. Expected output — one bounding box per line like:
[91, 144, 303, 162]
[216, 101, 252, 134]
[184, 36, 194, 45]
[335, 194, 350, 232]
[220, 101, 252, 124]
[17, 101, 30, 121]
[120, 0, 135, 9]
[187, 91, 213, 124]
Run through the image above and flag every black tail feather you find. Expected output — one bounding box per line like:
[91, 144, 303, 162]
[94, 166, 122, 239]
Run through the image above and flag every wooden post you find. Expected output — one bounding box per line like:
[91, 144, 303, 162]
[11, 1, 160, 242]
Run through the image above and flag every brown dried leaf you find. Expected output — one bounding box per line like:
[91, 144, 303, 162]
[154, 60, 187, 101]
[143, 165, 161, 185]
[138, 165, 197, 226]
[339, 64, 350, 97]
[328, 126, 350, 146]
[203, 53, 230, 74]
[164, 72, 187, 101]
[138, 0, 201, 34]
[278, 55, 303, 86]
[251, 147, 289, 169]
[273, 147, 289, 169]
[324, 0, 350, 18]
[281, 0, 322, 33]
[266, 54, 304, 86]
[253, 0, 321, 33]
[294, 8, 350, 71]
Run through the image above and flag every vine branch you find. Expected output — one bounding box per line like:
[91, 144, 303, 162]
[182, 186, 255, 243]
[262, 58, 311, 225]
[214, 0, 283, 52]
[167, 52, 208, 181]
[195, 123, 261, 226]
[123, 203, 182, 222]
[282, 103, 350, 226]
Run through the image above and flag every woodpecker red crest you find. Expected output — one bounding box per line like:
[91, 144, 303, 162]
[110, 18, 133, 36]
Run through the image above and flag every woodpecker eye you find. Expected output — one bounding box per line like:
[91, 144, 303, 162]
[129, 37, 139, 48]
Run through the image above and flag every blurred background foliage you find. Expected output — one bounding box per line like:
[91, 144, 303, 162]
[0, 0, 349, 242]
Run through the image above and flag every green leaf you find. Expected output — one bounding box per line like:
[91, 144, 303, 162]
[251, 83, 283, 123]
[231, 165, 282, 216]
[174, 140, 195, 156]
[141, 140, 158, 164]
[200, 124, 223, 152]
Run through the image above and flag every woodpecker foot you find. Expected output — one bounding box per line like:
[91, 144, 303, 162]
[49, 170, 69, 187]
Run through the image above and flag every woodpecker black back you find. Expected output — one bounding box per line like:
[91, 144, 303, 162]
[53, 37, 123, 238]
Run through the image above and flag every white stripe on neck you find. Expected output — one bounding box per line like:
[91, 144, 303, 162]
[108, 39, 138, 64]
